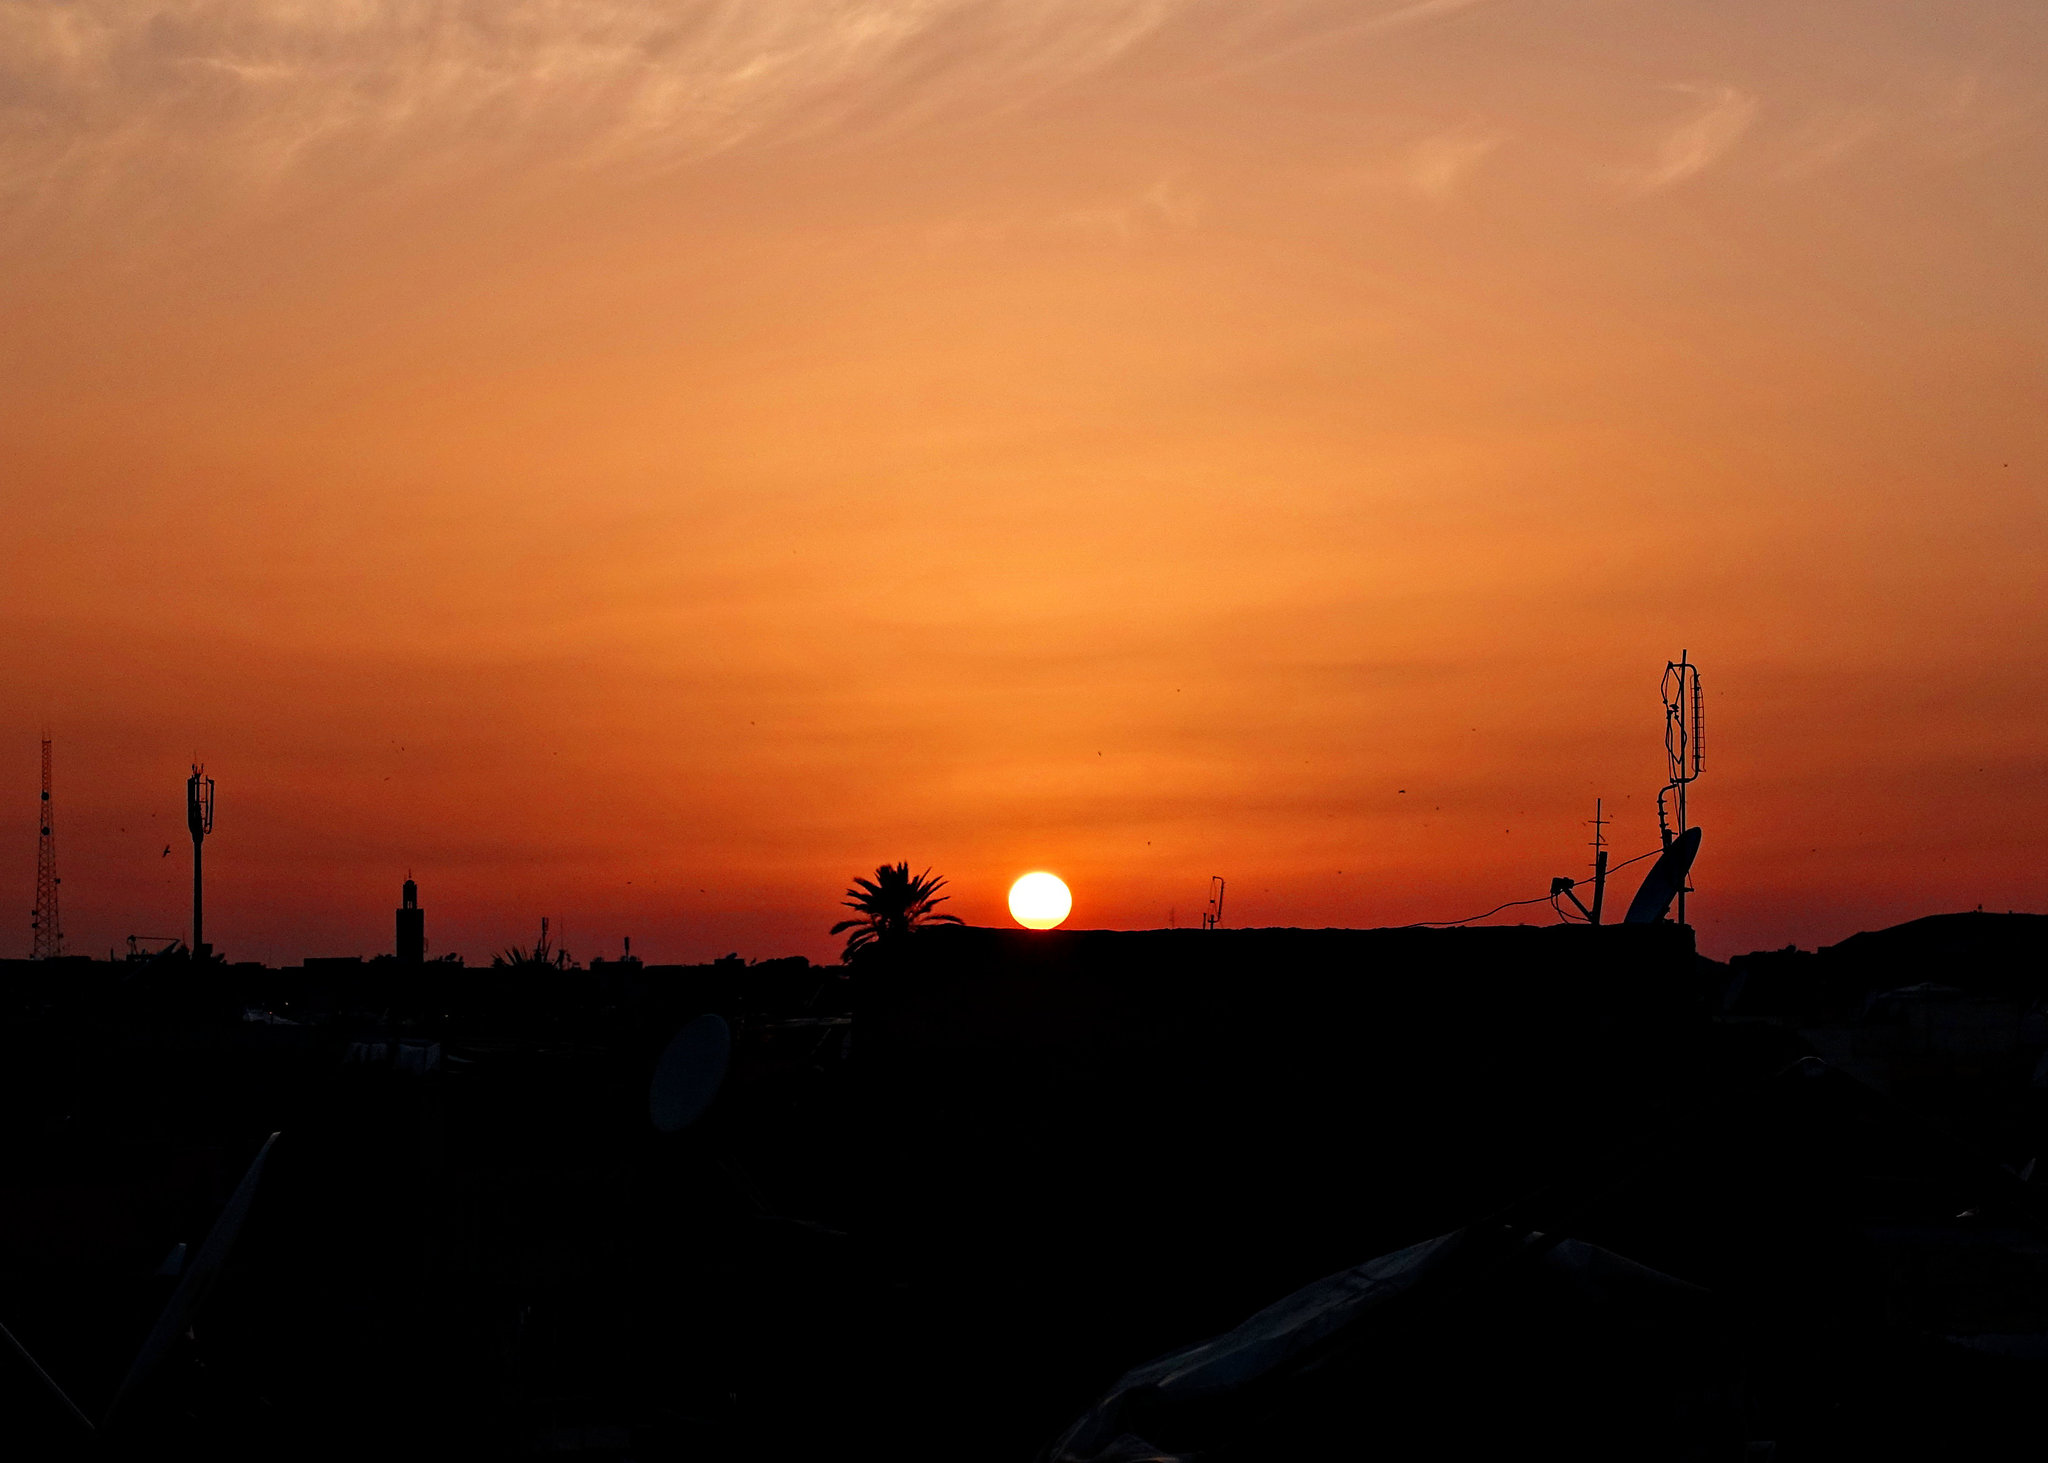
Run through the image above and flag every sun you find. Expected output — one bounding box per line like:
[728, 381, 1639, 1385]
[1007, 872, 1073, 930]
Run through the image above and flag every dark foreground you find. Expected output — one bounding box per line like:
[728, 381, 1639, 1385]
[5, 913, 2048, 1459]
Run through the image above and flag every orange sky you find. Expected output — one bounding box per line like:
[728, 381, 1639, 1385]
[3, 1, 2044, 964]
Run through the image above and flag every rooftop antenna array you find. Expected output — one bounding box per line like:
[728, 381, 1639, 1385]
[187, 763, 215, 957]
[1201, 876, 1226, 930]
[1656, 652, 1703, 924]
[1550, 798, 1610, 925]
[31, 737, 61, 959]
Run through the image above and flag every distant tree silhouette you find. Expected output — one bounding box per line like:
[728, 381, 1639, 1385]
[832, 863, 962, 964]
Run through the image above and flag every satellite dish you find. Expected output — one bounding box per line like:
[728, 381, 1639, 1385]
[1623, 826, 1702, 925]
[650, 1014, 731, 1134]
[106, 1131, 280, 1427]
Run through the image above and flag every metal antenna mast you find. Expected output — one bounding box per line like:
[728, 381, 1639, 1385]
[31, 738, 61, 959]
[1657, 652, 1703, 923]
[187, 764, 215, 957]
[1549, 797, 1610, 926]
[1587, 797, 1609, 926]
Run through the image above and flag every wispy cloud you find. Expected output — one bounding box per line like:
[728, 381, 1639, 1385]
[1917, 70, 2041, 162]
[0, 0, 1188, 205]
[1635, 83, 1759, 191]
[1296, 0, 1495, 48]
[1214, 0, 1498, 77]
[1055, 175, 1203, 243]
[1407, 124, 1500, 200]
[1771, 106, 1885, 181]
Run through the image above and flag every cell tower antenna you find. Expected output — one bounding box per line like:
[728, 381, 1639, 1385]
[187, 763, 215, 957]
[1656, 652, 1703, 923]
[31, 737, 61, 959]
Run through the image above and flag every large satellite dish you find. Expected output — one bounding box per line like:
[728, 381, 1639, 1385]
[650, 1014, 731, 1134]
[1623, 826, 1702, 925]
[106, 1131, 280, 1426]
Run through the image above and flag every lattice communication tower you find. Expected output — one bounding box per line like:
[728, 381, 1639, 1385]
[32, 737, 61, 959]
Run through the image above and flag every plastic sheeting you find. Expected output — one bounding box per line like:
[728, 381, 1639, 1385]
[1046, 1224, 1708, 1463]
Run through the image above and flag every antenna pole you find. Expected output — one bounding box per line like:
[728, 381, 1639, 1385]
[1588, 797, 1608, 926]
[31, 737, 61, 959]
[187, 764, 215, 956]
[1658, 653, 1703, 926]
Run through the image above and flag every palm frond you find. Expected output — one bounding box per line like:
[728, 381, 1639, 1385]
[831, 859, 966, 962]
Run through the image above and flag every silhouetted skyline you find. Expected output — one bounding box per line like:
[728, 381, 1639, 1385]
[5, 2, 2044, 966]
[6, 9, 2047, 1459]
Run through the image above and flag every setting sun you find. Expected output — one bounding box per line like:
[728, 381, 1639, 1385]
[1008, 873, 1072, 931]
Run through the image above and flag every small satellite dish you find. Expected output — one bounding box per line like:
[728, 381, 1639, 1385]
[1623, 826, 1702, 925]
[650, 1014, 731, 1134]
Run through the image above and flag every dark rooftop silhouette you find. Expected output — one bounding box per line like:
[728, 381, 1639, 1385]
[4, 905, 2048, 1457]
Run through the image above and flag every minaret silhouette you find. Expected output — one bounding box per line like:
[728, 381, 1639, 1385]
[397, 875, 425, 964]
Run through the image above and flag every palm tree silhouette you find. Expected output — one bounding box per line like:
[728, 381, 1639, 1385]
[831, 863, 963, 964]
[492, 917, 570, 969]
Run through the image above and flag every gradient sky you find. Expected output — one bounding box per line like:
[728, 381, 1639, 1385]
[3, 0, 2044, 965]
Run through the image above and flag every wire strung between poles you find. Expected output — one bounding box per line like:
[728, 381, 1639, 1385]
[1402, 847, 1663, 928]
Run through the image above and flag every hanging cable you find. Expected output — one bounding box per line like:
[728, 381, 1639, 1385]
[1402, 846, 1663, 929]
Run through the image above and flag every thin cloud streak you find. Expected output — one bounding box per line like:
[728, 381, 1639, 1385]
[1207, 0, 1499, 78]
[1407, 125, 1501, 199]
[1770, 106, 1885, 180]
[0, 0, 1189, 203]
[1635, 83, 1759, 190]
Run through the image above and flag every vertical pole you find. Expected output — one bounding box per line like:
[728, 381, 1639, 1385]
[1675, 657, 1686, 929]
[1586, 797, 1608, 927]
[186, 765, 211, 957]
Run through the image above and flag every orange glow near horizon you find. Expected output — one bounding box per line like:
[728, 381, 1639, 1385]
[2, 3, 2044, 965]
